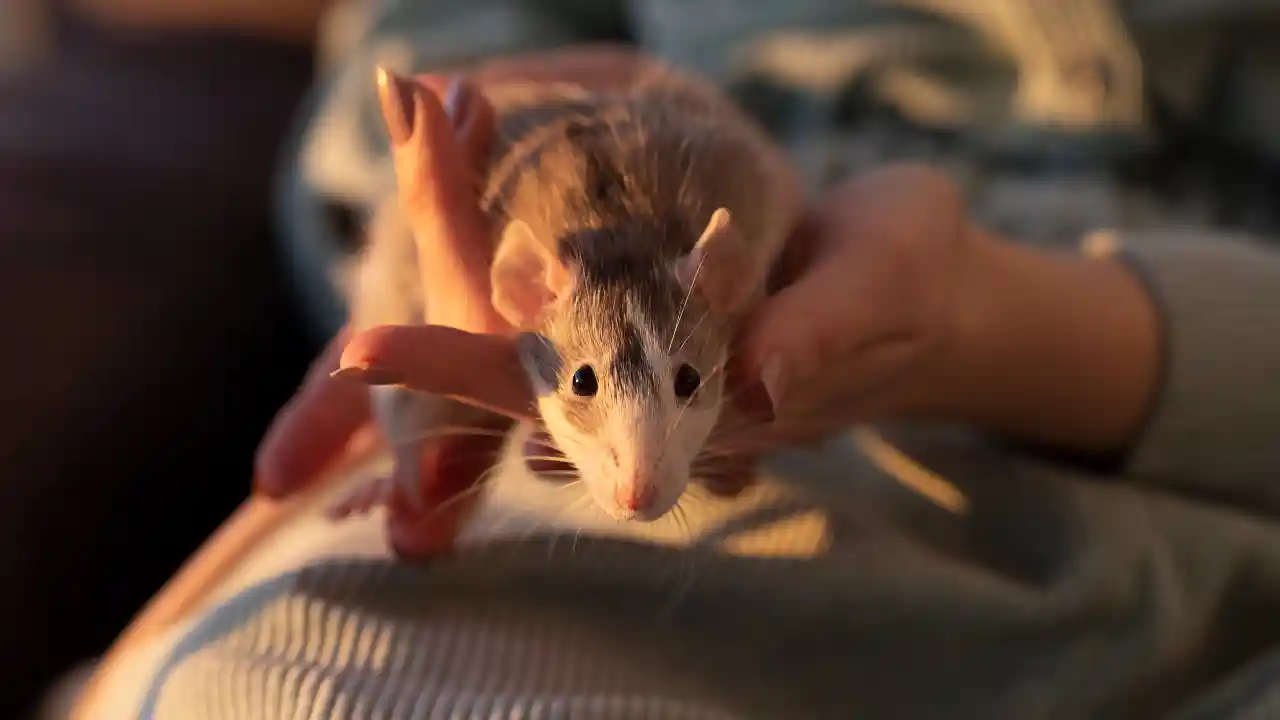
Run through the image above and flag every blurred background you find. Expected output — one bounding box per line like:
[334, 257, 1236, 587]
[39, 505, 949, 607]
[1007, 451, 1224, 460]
[3, 0, 1279, 717]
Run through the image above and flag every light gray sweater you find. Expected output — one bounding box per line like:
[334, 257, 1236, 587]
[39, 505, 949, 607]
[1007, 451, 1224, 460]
[114, 231, 1280, 719]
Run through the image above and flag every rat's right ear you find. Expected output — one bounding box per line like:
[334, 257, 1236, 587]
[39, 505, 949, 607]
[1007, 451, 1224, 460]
[676, 208, 756, 315]
[491, 220, 571, 328]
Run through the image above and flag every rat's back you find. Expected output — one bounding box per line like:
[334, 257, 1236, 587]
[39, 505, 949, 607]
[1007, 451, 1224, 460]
[480, 66, 799, 271]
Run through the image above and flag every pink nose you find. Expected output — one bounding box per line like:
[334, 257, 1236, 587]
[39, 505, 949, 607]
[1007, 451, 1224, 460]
[616, 482, 656, 512]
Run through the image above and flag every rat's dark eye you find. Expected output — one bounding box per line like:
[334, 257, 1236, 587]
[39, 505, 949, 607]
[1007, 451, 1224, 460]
[674, 364, 701, 400]
[571, 365, 598, 397]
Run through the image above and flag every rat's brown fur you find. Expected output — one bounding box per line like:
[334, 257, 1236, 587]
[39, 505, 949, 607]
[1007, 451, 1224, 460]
[481, 67, 795, 285]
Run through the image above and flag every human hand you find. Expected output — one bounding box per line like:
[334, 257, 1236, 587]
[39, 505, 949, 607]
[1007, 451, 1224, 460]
[254, 68, 523, 559]
[719, 164, 977, 450]
[725, 163, 1161, 458]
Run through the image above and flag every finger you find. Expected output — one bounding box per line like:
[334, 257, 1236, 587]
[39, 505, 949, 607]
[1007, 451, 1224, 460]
[378, 70, 510, 334]
[382, 71, 492, 271]
[733, 224, 902, 417]
[416, 74, 496, 180]
[255, 327, 373, 498]
[387, 433, 506, 559]
[765, 212, 826, 296]
[377, 68, 476, 218]
[335, 324, 537, 422]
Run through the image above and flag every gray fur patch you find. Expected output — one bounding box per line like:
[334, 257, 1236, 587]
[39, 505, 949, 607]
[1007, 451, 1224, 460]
[559, 223, 687, 335]
[516, 332, 562, 396]
[613, 322, 656, 397]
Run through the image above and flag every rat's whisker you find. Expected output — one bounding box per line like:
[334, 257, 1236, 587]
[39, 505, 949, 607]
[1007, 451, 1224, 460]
[533, 471, 583, 481]
[531, 491, 594, 553]
[561, 494, 598, 556]
[523, 455, 576, 465]
[667, 244, 710, 354]
[391, 425, 514, 447]
[672, 306, 710, 358]
[675, 502, 694, 544]
[399, 466, 503, 524]
[660, 501, 699, 615]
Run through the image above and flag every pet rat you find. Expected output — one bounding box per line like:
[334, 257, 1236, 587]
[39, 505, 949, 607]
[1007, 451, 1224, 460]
[346, 64, 801, 524]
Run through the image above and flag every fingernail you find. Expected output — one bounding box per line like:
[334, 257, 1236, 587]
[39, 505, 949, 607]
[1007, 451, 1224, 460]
[442, 74, 470, 128]
[375, 66, 416, 145]
[330, 363, 402, 386]
[759, 354, 787, 414]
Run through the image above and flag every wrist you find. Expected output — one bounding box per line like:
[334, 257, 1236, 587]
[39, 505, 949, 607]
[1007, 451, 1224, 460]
[907, 225, 1163, 457]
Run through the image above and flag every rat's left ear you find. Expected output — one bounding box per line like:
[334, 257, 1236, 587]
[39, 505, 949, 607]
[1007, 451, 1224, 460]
[675, 207, 756, 315]
[491, 220, 572, 329]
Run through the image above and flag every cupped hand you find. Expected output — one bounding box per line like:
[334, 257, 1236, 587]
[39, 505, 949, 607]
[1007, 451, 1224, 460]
[714, 164, 979, 453]
[253, 69, 515, 559]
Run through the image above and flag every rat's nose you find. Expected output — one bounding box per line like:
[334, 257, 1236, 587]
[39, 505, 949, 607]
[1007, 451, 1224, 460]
[616, 481, 655, 512]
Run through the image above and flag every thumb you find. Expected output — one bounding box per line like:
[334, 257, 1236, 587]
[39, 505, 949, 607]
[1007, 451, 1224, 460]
[335, 324, 538, 422]
[376, 69, 490, 222]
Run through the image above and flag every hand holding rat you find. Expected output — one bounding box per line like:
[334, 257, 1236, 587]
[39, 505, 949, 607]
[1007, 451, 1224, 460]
[254, 70, 521, 558]
[726, 163, 1160, 458]
[721, 165, 975, 446]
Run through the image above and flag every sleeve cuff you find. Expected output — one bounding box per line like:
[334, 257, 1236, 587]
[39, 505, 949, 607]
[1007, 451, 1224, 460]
[1086, 228, 1280, 511]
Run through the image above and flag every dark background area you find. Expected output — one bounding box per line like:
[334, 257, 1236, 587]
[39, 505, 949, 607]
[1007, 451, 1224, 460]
[0, 7, 317, 716]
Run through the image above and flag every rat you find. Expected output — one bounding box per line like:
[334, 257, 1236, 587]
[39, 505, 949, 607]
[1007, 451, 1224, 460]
[341, 63, 802, 524]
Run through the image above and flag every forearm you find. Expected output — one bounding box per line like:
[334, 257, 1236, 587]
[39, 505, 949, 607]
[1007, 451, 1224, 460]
[909, 225, 1163, 459]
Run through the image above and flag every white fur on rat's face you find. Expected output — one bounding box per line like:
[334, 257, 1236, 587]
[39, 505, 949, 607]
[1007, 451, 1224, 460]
[518, 274, 728, 522]
[540, 355, 720, 522]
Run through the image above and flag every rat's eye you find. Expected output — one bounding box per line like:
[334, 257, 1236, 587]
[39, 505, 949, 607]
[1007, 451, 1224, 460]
[674, 364, 701, 400]
[571, 365, 598, 397]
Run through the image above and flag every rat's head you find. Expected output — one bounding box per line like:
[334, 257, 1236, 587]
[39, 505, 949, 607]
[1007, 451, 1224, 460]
[492, 209, 756, 521]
